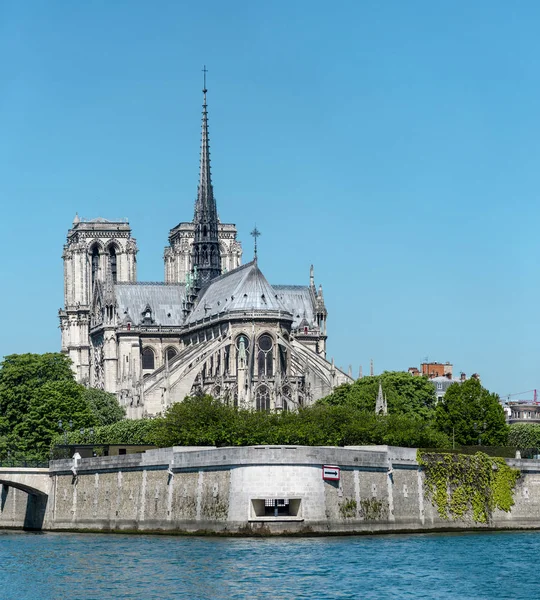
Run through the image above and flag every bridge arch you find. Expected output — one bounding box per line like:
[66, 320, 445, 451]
[0, 469, 51, 530]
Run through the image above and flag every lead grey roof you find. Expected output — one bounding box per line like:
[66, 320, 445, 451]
[114, 283, 186, 326]
[185, 261, 291, 325]
[273, 285, 315, 328]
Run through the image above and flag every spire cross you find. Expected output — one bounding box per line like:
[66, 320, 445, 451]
[250, 226, 261, 260]
[202, 65, 208, 92]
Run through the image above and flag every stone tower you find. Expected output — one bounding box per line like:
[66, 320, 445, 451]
[59, 216, 137, 383]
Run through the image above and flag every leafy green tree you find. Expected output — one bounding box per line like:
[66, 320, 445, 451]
[15, 380, 95, 459]
[151, 395, 450, 449]
[0, 353, 98, 460]
[152, 395, 238, 447]
[435, 378, 508, 446]
[0, 353, 74, 428]
[319, 371, 438, 419]
[83, 388, 125, 426]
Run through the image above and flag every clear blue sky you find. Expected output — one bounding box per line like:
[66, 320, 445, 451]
[1, 1, 538, 399]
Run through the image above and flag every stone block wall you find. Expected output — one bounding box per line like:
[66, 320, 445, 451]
[6, 446, 540, 534]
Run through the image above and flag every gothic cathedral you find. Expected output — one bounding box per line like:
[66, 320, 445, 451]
[59, 84, 351, 418]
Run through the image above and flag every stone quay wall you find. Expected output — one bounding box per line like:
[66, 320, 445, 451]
[2, 446, 540, 535]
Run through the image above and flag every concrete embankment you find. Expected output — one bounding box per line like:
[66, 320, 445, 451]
[1, 446, 539, 534]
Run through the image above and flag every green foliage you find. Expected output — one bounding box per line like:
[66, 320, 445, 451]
[417, 451, 520, 524]
[0, 353, 97, 460]
[82, 387, 125, 426]
[17, 380, 95, 459]
[359, 498, 387, 520]
[508, 423, 540, 449]
[151, 395, 450, 448]
[435, 378, 508, 446]
[0, 353, 74, 427]
[60, 419, 162, 446]
[339, 499, 357, 518]
[319, 371, 438, 419]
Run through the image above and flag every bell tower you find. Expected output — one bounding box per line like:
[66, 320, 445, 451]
[59, 215, 137, 383]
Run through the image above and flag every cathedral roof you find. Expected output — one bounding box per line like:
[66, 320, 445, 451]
[114, 283, 186, 326]
[184, 261, 291, 325]
[273, 285, 316, 329]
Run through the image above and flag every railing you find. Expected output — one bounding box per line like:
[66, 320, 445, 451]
[0, 459, 49, 468]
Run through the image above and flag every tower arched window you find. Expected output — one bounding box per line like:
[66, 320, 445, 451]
[257, 334, 273, 378]
[142, 347, 155, 370]
[91, 246, 100, 288]
[109, 246, 117, 283]
[256, 385, 271, 412]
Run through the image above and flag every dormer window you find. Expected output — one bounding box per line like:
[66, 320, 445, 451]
[141, 304, 154, 325]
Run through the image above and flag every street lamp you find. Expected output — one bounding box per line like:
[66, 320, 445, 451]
[58, 420, 68, 445]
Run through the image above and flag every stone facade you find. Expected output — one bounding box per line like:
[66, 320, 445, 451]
[60, 87, 349, 416]
[164, 222, 242, 284]
[2, 445, 539, 535]
[59, 218, 137, 385]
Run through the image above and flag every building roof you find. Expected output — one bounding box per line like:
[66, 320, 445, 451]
[185, 261, 291, 325]
[273, 285, 316, 329]
[114, 283, 186, 326]
[430, 376, 460, 383]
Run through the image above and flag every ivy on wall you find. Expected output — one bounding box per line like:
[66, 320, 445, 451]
[417, 451, 520, 524]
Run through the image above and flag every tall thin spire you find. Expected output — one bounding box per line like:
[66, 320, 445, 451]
[192, 66, 221, 285]
[375, 381, 387, 415]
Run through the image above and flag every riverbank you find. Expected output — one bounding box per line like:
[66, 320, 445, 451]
[0, 445, 537, 535]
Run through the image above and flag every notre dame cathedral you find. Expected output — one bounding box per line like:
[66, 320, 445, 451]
[59, 83, 351, 418]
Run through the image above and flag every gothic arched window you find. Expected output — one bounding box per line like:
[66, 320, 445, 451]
[257, 334, 273, 377]
[256, 385, 271, 412]
[142, 347, 155, 370]
[165, 347, 177, 362]
[109, 246, 117, 283]
[236, 335, 250, 371]
[91, 245, 100, 288]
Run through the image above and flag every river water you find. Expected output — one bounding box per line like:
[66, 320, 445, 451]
[0, 530, 535, 599]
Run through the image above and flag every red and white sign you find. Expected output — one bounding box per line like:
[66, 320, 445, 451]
[322, 465, 340, 481]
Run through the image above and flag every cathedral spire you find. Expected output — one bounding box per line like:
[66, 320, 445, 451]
[191, 66, 221, 285]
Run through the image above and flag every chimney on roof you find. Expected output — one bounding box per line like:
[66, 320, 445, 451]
[460, 372, 466, 382]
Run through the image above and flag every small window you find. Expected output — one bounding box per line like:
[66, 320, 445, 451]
[142, 347, 155, 370]
[118, 448, 127, 455]
[251, 498, 302, 519]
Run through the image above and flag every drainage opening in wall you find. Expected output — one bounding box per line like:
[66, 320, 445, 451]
[250, 498, 303, 521]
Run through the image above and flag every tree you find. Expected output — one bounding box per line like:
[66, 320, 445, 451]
[0, 353, 74, 429]
[319, 371, 438, 419]
[83, 388, 125, 426]
[16, 380, 95, 459]
[151, 395, 450, 449]
[0, 353, 98, 460]
[435, 378, 508, 446]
